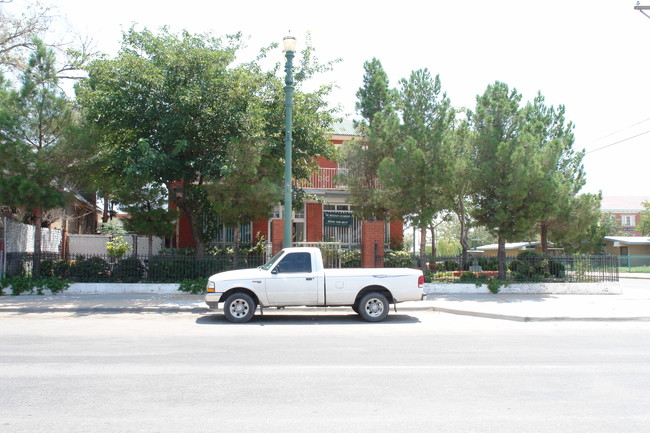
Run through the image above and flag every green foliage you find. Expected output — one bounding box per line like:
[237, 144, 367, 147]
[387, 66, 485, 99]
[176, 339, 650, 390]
[98, 220, 126, 235]
[384, 250, 415, 268]
[486, 279, 506, 294]
[112, 258, 145, 283]
[638, 201, 650, 236]
[477, 257, 499, 271]
[178, 278, 208, 295]
[69, 257, 110, 281]
[0, 275, 70, 296]
[39, 259, 71, 278]
[106, 236, 132, 260]
[459, 271, 477, 282]
[76, 27, 336, 256]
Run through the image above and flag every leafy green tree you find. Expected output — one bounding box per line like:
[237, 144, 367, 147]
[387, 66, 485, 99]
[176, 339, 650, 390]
[205, 140, 281, 265]
[76, 28, 335, 256]
[379, 69, 455, 273]
[355, 58, 395, 125]
[340, 58, 398, 221]
[521, 93, 585, 253]
[638, 202, 650, 236]
[470, 82, 548, 278]
[547, 192, 603, 254]
[0, 40, 74, 275]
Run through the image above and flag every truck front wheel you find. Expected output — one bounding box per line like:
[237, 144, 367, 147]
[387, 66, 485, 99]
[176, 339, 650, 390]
[223, 293, 256, 323]
[358, 292, 389, 322]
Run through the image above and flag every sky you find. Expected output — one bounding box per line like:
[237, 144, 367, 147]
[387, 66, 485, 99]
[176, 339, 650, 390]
[18, 0, 650, 197]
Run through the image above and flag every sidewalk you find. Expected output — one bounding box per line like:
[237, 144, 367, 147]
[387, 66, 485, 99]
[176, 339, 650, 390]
[1, 279, 649, 321]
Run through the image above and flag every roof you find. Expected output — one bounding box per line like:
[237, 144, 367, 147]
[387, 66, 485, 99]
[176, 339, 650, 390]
[601, 196, 650, 212]
[477, 241, 541, 251]
[604, 236, 650, 245]
[330, 118, 357, 136]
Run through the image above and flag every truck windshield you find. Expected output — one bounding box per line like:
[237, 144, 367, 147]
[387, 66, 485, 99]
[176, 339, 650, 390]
[261, 251, 284, 270]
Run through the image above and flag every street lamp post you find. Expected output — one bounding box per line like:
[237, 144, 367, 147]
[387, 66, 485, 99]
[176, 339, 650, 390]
[283, 35, 296, 248]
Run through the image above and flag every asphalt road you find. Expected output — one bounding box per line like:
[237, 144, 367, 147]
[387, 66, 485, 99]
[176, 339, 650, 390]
[1, 309, 649, 433]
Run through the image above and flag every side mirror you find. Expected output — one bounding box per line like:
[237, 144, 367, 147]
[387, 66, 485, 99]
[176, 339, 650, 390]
[271, 266, 280, 274]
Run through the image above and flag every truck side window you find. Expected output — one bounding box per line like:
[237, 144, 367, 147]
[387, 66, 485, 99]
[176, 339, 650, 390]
[276, 252, 312, 273]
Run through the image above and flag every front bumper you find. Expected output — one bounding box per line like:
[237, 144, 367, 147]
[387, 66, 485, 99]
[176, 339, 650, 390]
[205, 293, 224, 308]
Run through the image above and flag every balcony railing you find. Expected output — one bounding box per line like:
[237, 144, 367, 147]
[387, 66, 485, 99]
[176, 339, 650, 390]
[296, 167, 348, 190]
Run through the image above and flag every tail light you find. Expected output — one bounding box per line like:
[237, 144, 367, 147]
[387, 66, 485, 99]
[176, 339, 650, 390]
[418, 275, 424, 288]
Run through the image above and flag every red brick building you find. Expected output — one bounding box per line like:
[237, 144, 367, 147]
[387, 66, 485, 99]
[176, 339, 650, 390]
[171, 119, 403, 254]
[601, 196, 650, 236]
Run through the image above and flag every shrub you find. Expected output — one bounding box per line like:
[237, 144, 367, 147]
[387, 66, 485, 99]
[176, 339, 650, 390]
[384, 250, 415, 268]
[112, 258, 146, 283]
[442, 260, 459, 271]
[69, 257, 110, 281]
[459, 271, 477, 282]
[478, 257, 499, 271]
[0, 276, 70, 296]
[549, 260, 566, 278]
[178, 277, 208, 294]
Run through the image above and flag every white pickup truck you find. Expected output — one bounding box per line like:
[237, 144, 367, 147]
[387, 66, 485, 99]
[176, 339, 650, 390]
[205, 247, 424, 322]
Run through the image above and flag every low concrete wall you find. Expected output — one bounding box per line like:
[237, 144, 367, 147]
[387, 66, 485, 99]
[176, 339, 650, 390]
[424, 282, 622, 295]
[3, 281, 620, 296]
[65, 283, 180, 294]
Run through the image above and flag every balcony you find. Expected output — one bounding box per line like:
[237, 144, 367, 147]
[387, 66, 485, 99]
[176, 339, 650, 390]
[296, 167, 348, 190]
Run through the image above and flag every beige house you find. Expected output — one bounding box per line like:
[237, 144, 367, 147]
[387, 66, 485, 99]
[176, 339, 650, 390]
[476, 241, 563, 257]
[603, 236, 650, 256]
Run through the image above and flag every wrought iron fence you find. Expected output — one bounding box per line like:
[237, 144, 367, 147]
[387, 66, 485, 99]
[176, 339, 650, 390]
[4, 252, 267, 283]
[427, 254, 619, 283]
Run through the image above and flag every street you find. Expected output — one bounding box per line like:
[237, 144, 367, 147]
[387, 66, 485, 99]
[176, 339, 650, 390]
[1, 305, 649, 433]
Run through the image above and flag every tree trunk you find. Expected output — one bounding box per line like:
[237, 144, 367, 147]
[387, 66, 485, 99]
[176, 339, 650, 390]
[233, 226, 240, 269]
[102, 196, 109, 223]
[429, 225, 436, 259]
[32, 208, 42, 278]
[419, 227, 427, 275]
[497, 234, 507, 280]
[457, 198, 469, 270]
[540, 221, 549, 254]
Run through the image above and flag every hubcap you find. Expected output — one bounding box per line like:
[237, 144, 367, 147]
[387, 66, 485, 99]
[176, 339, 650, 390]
[230, 299, 249, 317]
[365, 299, 383, 317]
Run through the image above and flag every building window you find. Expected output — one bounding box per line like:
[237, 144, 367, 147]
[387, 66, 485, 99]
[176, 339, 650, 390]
[621, 215, 636, 227]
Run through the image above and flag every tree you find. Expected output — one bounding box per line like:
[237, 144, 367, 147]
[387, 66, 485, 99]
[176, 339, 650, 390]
[341, 58, 398, 221]
[0, 39, 73, 275]
[638, 202, 650, 236]
[470, 82, 548, 279]
[521, 93, 585, 253]
[547, 192, 603, 254]
[355, 58, 395, 125]
[0, 1, 51, 71]
[205, 140, 281, 265]
[76, 28, 335, 256]
[379, 69, 455, 273]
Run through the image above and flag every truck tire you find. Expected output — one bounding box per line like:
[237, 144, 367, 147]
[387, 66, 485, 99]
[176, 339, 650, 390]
[223, 293, 256, 323]
[358, 292, 389, 322]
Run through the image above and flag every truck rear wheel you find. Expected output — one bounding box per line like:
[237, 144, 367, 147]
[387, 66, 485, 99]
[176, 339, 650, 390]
[223, 293, 256, 323]
[358, 292, 389, 322]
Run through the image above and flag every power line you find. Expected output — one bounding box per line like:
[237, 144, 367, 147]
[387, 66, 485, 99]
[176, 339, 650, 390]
[583, 117, 650, 145]
[585, 130, 650, 155]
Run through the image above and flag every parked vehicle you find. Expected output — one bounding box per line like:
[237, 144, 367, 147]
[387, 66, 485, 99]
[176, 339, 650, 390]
[205, 247, 424, 322]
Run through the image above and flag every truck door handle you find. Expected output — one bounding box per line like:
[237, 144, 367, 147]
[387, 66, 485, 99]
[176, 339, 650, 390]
[306, 277, 314, 281]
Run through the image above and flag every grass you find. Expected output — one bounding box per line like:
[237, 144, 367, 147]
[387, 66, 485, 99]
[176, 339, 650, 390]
[619, 266, 650, 273]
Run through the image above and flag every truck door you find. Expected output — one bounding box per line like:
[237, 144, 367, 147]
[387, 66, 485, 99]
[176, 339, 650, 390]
[266, 252, 319, 305]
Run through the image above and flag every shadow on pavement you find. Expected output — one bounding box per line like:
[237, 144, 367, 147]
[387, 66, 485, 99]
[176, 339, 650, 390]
[195, 313, 421, 326]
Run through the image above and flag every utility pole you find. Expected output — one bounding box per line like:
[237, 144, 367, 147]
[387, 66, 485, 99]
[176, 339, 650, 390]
[635, 2, 650, 20]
